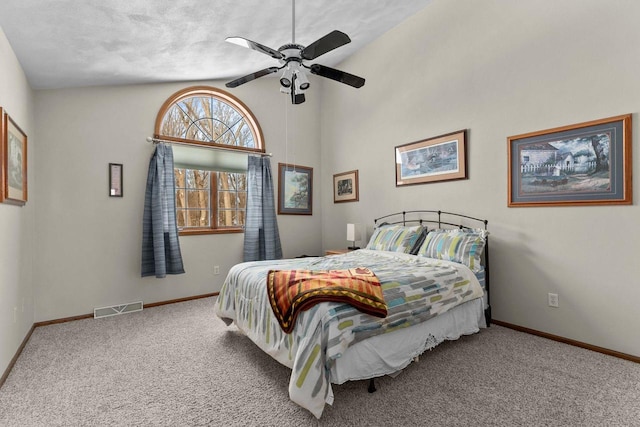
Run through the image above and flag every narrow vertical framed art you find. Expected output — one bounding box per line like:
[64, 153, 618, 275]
[277, 162, 313, 215]
[1, 108, 28, 206]
[109, 163, 123, 197]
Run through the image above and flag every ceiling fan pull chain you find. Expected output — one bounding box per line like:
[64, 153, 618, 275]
[284, 95, 288, 168]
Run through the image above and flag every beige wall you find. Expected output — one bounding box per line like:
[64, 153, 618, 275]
[32, 80, 323, 322]
[0, 27, 36, 376]
[3, 0, 639, 378]
[320, 0, 640, 357]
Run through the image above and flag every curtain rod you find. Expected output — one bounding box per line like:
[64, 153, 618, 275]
[146, 137, 273, 157]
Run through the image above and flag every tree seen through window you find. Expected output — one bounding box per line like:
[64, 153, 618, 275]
[155, 86, 264, 234]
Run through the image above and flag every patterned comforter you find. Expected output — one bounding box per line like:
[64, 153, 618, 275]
[214, 249, 484, 418]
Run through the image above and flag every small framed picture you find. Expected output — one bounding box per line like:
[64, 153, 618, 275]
[109, 163, 123, 197]
[333, 170, 359, 203]
[1, 108, 28, 206]
[278, 163, 312, 215]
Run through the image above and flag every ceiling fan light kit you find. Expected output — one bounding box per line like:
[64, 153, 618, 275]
[296, 71, 310, 91]
[280, 67, 294, 88]
[224, 0, 365, 104]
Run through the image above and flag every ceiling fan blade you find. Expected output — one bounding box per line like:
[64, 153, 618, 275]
[301, 30, 351, 60]
[226, 37, 284, 60]
[225, 67, 280, 88]
[309, 64, 365, 88]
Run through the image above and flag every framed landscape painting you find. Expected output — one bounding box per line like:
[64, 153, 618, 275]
[395, 130, 467, 186]
[1, 108, 28, 206]
[278, 163, 313, 215]
[508, 114, 632, 207]
[333, 170, 359, 203]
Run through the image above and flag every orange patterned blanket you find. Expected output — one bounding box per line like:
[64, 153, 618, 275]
[266, 267, 388, 333]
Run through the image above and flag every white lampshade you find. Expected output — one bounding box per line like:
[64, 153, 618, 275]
[346, 223, 361, 242]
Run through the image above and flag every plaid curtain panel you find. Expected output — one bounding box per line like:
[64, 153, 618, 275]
[141, 143, 185, 278]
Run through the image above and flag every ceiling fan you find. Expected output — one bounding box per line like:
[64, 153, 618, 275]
[224, 0, 365, 105]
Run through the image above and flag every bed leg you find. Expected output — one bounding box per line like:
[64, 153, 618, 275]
[485, 306, 492, 327]
[367, 378, 377, 393]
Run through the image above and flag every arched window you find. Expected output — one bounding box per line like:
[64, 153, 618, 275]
[154, 86, 265, 234]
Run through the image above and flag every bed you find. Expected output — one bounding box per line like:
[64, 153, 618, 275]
[215, 210, 490, 418]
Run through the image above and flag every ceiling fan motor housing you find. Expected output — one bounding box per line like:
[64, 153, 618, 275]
[278, 45, 309, 91]
[278, 43, 305, 55]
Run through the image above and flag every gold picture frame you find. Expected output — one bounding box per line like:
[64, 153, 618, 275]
[395, 130, 467, 186]
[508, 114, 632, 207]
[1, 108, 28, 206]
[333, 170, 359, 203]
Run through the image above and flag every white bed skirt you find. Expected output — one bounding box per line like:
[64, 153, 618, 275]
[330, 297, 486, 384]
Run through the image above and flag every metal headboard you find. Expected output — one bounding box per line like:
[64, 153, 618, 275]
[373, 210, 488, 231]
[373, 210, 491, 326]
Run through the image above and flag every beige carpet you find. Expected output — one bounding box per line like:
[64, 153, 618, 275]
[1, 297, 639, 426]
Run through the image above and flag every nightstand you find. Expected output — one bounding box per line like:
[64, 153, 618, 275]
[325, 249, 352, 255]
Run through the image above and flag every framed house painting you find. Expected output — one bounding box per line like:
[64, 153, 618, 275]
[278, 163, 313, 215]
[395, 130, 467, 186]
[508, 114, 632, 207]
[333, 170, 359, 203]
[1, 108, 28, 206]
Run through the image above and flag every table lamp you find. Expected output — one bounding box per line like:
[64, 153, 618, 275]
[346, 223, 361, 250]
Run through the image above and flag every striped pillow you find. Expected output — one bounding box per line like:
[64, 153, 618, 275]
[365, 224, 425, 253]
[416, 228, 488, 272]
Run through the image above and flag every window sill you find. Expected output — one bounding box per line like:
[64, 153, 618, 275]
[179, 228, 244, 236]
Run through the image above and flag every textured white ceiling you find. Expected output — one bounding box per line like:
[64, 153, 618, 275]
[0, 0, 433, 90]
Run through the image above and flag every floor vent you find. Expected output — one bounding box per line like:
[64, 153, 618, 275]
[94, 301, 143, 319]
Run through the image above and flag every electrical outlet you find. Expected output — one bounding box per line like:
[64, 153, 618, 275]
[548, 293, 559, 308]
[213, 265, 220, 275]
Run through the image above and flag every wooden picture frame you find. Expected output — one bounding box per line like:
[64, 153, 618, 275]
[508, 114, 632, 207]
[395, 130, 467, 186]
[1, 108, 28, 206]
[278, 163, 313, 215]
[109, 163, 123, 197]
[333, 170, 359, 203]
